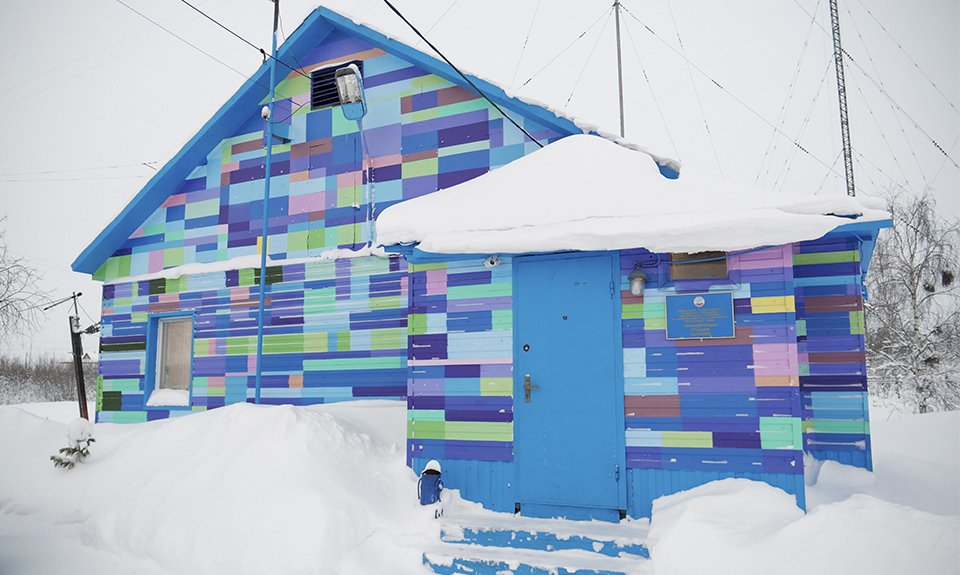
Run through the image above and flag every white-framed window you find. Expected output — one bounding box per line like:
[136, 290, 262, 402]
[146, 316, 192, 407]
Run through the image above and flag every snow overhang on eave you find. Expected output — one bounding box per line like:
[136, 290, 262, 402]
[383, 218, 893, 268]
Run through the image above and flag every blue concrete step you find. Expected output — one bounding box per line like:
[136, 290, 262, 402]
[423, 511, 651, 575]
[423, 544, 648, 575]
[441, 527, 649, 559]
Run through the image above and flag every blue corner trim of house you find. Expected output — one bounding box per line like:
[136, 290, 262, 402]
[825, 218, 892, 276]
[72, 6, 677, 276]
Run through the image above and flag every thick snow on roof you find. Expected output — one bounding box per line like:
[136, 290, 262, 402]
[329, 8, 679, 174]
[375, 135, 889, 255]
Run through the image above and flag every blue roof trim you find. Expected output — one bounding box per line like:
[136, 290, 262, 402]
[72, 9, 336, 274]
[73, 6, 672, 275]
[825, 218, 892, 277]
[386, 218, 895, 268]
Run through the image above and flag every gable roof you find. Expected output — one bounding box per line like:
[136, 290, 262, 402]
[71, 6, 678, 275]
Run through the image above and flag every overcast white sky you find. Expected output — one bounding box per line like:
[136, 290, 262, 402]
[0, 0, 957, 360]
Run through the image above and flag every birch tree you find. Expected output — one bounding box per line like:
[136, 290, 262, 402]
[865, 192, 960, 413]
[0, 221, 45, 337]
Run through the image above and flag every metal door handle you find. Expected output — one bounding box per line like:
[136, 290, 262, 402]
[523, 374, 539, 403]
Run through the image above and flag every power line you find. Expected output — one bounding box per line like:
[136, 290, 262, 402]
[0, 175, 150, 183]
[0, 162, 158, 178]
[846, 66, 914, 190]
[622, 17, 680, 159]
[665, 0, 723, 176]
[851, 0, 958, 116]
[278, 13, 310, 80]
[518, 7, 611, 89]
[380, 0, 543, 148]
[790, 0, 958, 170]
[111, 0, 252, 81]
[755, 0, 823, 186]
[771, 59, 834, 193]
[510, 0, 542, 88]
[425, 0, 461, 36]
[814, 150, 843, 194]
[175, 0, 310, 79]
[853, 147, 910, 194]
[843, 1, 928, 189]
[931, 135, 960, 184]
[619, 4, 843, 179]
[563, 7, 613, 109]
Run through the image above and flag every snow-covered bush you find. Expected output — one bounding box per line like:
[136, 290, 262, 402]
[50, 417, 94, 469]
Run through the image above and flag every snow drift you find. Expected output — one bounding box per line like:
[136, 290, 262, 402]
[0, 401, 437, 575]
[647, 478, 959, 575]
[375, 134, 890, 255]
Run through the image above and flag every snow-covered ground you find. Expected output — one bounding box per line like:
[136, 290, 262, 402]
[0, 401, 956, 574]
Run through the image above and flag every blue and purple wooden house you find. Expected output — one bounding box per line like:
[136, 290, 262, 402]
[72, 6, 890, 521]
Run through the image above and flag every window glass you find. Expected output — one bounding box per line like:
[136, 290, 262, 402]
[669, 251, 728, 280]
[157, 317, 191, 391]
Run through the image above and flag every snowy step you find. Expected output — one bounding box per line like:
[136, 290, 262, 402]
[424, 510, 651, 575]
[423, 543, 650, 575]
[440, 511, 650, 559]
[440, 527, 648, 559]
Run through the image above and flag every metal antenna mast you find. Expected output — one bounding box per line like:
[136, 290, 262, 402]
[614, 0, 625, 138]
[829, 0, 855, 196]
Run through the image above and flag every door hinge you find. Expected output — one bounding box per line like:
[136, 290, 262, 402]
[615, 464, 621, 482]
[610, 281, 615, 299]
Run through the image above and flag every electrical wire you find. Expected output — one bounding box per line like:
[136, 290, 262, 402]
[0, 0, 240, 98]
[843, 1, 928, 188]
[852, 147, 910, 194]
[622, 18, 680, 159]
[563, 7, 613, 109]
[175, 0, 310, 79]
[111, 0, 300, 110]
[754, 0, 822, 186]
[665, 0, 723, 176]
[76, 300, 99, 327]
[0, 162, 158, 178]
[790, 0, 958, 170]
[851, 0, 958, 116]
[518, 7, 611, 89]
[380, 0, 543, 147]
[845, 63, 914, 190]
[425, 0, 461, 36]
[0, 175, 150, 183]
[814, 150, 843, 195]
[619, 4, 843, 179]
[931, 135, 960, 184]
[771, 59, 833, 193]
[112, 0, 252, 80]
[278, 13, 310, 79]
[510, 0, 542, 88]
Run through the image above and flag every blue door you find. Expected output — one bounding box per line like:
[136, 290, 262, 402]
[514, 253, 625, 518]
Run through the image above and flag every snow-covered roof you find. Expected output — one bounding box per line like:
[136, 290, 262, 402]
[72, 6, 677, 276]
[375, 134, 891, 255]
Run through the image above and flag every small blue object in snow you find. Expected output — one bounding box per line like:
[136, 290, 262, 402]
[418, 460, 443, 505]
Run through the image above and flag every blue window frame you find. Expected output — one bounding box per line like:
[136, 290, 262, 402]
[143, 311, 195, 410]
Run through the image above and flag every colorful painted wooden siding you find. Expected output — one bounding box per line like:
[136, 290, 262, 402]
[97, 256, 408, 422]
[94, 29, 561, 422]
[793, 236, 872, 469]
[406, 258, 516, 512]
[619, 246, 806, 518]
[92, 29, 559, 283]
